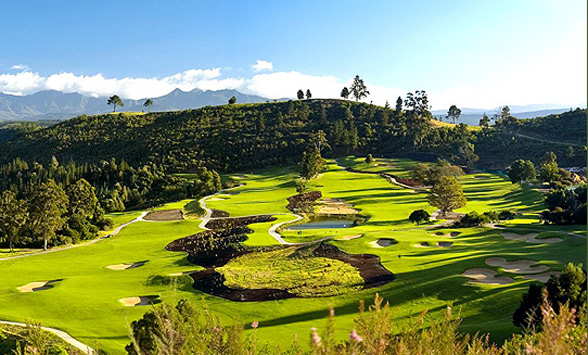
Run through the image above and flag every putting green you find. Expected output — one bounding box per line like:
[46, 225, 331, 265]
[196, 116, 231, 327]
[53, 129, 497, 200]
[0, 157, 584, 354]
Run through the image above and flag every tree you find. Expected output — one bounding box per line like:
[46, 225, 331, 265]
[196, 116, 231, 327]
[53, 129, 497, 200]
[539, 161, 559, 183]
[409, 209, 430, 225]
[143, 99, 153, 113]
[295, 179, 307, 194]
[395, 96, 403, 117]
[0, 191, 27, 251]
[566, 146, 575, 159]
[508, 159, 536, 184]
[297, 89, 304, 100]
[365, 154, 374, 164]
[479, 113, 490, 127]
[107, 95, 124, 112]
[404, 91, 431, 117]
[427, 176, 466, 217]
[308, 130, 330, 152]
[410, 163, 431, 185]
[513, 263, 586, 329]
[541, 151, 557, 165]
[228, 96, 237, 105]
[67, 179, 98, 219]
[28, 180, 68, 250]
[300, 146, 325, 179]
[340, 87, 349, 99]
[447, 105, 462, 124]
[493, 106, 512, 125]
[306, 89, 312, 100]
[349, 75, 370, 101]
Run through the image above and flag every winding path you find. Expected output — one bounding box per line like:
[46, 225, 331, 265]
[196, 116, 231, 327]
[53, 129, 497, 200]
[0, 320, 96, 354]
[197, 185, 302, 245]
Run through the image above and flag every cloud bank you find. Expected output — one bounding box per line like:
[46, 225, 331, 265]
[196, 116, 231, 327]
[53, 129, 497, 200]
[251, 60, 273, 72]
[0, 63, 585, 111]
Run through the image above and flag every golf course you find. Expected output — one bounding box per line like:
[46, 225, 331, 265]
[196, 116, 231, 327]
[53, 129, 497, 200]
[0, 156, 584, 354]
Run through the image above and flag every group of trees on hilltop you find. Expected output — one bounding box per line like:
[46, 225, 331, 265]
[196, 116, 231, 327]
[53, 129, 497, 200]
[0, 178, 111, 250]
[106, 95, 154, 112]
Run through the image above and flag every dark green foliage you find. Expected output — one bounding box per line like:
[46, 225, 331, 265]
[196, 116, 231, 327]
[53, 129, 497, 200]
[297, 89, 304, 100]
[300, 146, 325, 179]
[447, 105, 461, 124]
[410, 159, 464, 186]
[340, 87, 349, 99]
[349, 75, 370, 101]
[365, 154, 374, 164]
[513, 263, 587, 329]
[409, 209, 430, 225]
[143, 99, 153, 112]
[228, 96, 236, 104]
[508, 159, 536, 184]
[541, 184, 587, 225]
[107, 95, 124, 112]
[498, 209, 516, 220]
[454, 210, 498, 227]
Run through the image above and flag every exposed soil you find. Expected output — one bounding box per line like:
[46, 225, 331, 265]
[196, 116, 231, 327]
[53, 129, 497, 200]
[144, 209, 183, 221]
[286, 191, 322, 212]
[462, 268, 515, 285]
[205, 215, 277, 230]
[106, 261, 147, 270]
[210, 209, 230, 218]
[316, 199, 359, 215]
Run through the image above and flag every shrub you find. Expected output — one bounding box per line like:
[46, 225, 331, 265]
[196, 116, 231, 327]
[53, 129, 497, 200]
[408, 209, 430, 225]
[498, 210, 516, 220]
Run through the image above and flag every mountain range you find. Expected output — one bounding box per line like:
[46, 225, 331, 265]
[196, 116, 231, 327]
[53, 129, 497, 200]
[0, 89, 284, 121]
[0, 88, 585, 124]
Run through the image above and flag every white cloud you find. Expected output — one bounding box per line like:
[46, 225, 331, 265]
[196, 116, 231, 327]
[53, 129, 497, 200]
[10, 64, 29, 71]
[251, 60, 273, 72]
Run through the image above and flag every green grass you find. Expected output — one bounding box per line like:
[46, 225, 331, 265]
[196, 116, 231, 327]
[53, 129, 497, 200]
[0, 157, 585, 354]
[218, 247, 363, 297]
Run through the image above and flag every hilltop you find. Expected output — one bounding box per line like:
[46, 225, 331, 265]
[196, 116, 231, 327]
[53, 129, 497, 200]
[0, 100, 585, 171]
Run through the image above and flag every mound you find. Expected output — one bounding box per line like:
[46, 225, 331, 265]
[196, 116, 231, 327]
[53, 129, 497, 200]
[17, 280, 60, 293]
[335, 234, 363, 241]
[369, 238, 398, 248]
[462, 268, 515, 285]
[143, 209, 183, 221]
[522, 272, 562, 283]
[485, 257, 549, 274]
[119, 296, 158, 307]
[501, 232, 562, 244]
[106, 261, 146, 270]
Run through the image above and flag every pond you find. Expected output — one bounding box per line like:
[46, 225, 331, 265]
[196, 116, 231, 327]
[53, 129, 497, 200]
[287, 216, 356, 230]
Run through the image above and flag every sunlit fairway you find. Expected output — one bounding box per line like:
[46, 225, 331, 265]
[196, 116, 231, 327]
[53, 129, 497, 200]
[0, 157, 585, 354]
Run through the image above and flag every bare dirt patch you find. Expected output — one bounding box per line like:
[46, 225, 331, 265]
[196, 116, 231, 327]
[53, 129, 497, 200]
[369, 238, 398, 248]
[106, 261, 147, 270]
[501, 232, 562, 244]
[335, 234, 364, 241]
[144, 209, 183, 221]
[522, 272, 562, 283]
[119, 296, 159, 307]
[485, 257, 549, 274]
[316, 198, 359, 215]
[205, 215, 277, 230]
[17, 280, 61, 292]
[462, 268, 515, 285]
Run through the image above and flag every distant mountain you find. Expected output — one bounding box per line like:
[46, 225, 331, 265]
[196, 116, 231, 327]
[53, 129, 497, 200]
[432, 104, 586, 126]
[0, 89, 284, 121]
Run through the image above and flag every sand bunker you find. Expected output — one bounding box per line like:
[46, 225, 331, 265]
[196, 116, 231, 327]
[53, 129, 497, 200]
[17, 280, 59, 293]
[413, 242, 431, 248]
[501, 232, 562, 244]
[336, 234, 364, 241]
[414, 241, 452, 248]
[208, 197, 227, 201]
[369, 238, 398, 248]
[144, 209, 183, 221]
[434, 231, 461, 237]
[119, 296, 157, 307]
[522, 272, 562, 283]
[485, 257, 549, 274]
[437, 242, 453, 247]
[106, 261, 146, 270]
[462, 268, 515, 285]
[317, 199, 359, 215]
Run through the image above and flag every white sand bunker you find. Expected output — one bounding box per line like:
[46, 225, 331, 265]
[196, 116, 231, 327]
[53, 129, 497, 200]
[317, 198, 359, 215]
[501, 232, 562, 244]
[522, 272, 562, 283]
[17, 280, 59, 293]
[369, 238, 398, 248]
[168, 271, 195, 276]
[485, 257, 549, 274]
[119, 296, 157, 307]
[106, 261, 146, 270]
[462, 268, 515, 285]
[208, 197, 227, 201]
[336, 234, 364, 241]
[413, 242, 431, 248]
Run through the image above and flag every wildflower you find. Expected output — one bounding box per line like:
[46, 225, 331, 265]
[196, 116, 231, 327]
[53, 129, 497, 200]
[251, 321, 259, 329]
[350, 329, 363, 342]
[311, 327, 322, 346]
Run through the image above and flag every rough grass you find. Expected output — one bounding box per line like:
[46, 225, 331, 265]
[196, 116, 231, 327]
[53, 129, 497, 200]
[217, 247, 363, 297]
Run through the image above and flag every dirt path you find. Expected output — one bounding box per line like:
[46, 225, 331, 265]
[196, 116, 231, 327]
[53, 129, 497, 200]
[0, 212, 148, 262]
[510, 131, 584, 147]
[197, 186, 302, 245]
[0, 320, 96, 354]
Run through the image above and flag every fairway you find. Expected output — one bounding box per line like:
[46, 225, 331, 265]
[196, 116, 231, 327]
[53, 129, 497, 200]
[0, 157, 585, 354]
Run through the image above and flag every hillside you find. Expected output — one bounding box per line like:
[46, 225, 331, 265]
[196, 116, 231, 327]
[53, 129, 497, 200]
[0, 88, 282, 121]
[0, 100, 585, 171]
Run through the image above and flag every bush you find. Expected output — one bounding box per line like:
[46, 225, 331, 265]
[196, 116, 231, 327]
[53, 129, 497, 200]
[409, 209, 430, 225]
[498, 210, 516, 220]
[455, 211, 498, 227]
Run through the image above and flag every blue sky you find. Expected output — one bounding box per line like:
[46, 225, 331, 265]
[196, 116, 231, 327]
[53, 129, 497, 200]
[0, 0, 586, 109]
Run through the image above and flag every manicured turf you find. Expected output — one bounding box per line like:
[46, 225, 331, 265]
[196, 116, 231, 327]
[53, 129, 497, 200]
[0, 157, 585, 354]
